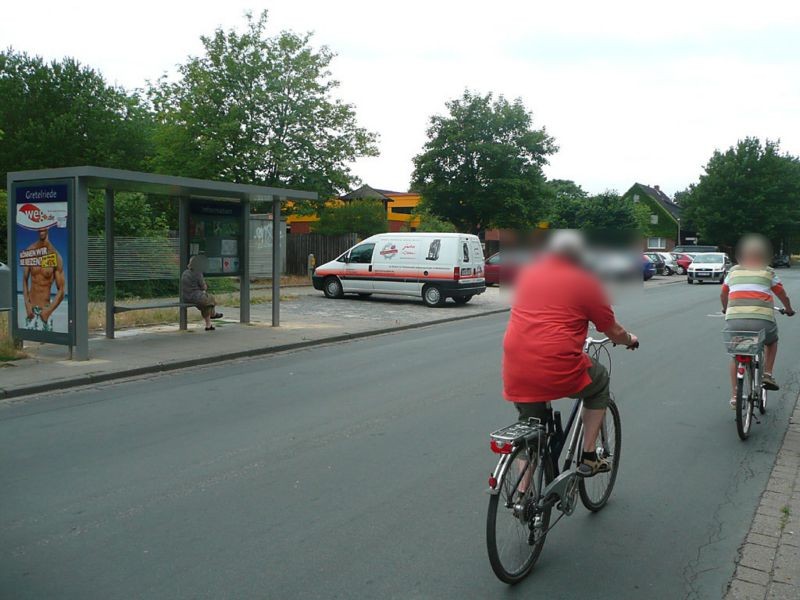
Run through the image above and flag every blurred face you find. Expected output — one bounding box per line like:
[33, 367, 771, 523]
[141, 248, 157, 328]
[740, 246, 767, 267]
[38, 229, 48, 241]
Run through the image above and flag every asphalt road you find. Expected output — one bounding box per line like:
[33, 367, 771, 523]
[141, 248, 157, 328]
[3, 271, 800, 599]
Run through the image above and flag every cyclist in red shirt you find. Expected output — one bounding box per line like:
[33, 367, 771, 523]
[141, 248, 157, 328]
[503, 232, 638, 477]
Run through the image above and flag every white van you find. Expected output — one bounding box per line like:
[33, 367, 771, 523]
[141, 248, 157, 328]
[312, 233, 486, 307]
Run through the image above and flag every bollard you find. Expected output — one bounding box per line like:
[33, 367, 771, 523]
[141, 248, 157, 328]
[307, 253, 316, 279]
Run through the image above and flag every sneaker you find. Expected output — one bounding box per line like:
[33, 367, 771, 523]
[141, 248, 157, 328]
[729, 397, 737, 410]
[577, 456, 612, 478]
[763, 373, 779, 391]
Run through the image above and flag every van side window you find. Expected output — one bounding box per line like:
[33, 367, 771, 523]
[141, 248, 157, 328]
[349, 243, 375, 264]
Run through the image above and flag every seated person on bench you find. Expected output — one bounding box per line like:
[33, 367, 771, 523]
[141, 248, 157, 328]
[181, 256, 223, 331]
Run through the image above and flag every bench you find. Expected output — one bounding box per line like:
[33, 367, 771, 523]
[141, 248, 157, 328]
[113, 301, 193, 314]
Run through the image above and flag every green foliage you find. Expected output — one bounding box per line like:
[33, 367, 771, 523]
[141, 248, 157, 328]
[682, 138, 800, 248]
[86, 191, 171, 237]
[408, 200, 458, 233]
[89, 190, 169, 237]
[315, 200, 387, 237]
[0, 189, 6, 263]
[0, 49, 154, 183]
[148, 11, 378, 209]
[547, 191, 638, 232]
[411, 90, 556, 233]
[547, 179, 588, 202]
[632, 202, 654, 236]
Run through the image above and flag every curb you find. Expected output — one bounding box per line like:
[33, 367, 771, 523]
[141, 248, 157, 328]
[0, 307, 510, 401]
[724, 389, 800, 599]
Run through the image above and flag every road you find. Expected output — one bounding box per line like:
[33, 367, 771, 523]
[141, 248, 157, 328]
[2, 272, 800, 599]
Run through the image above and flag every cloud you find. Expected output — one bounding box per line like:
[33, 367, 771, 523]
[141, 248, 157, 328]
[2, 0, 799, 196]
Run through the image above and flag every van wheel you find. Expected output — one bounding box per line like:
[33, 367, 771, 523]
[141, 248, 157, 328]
[323, 277, 344, 298]
[453, 295, 472, 305]
[422, 284, 446, 307]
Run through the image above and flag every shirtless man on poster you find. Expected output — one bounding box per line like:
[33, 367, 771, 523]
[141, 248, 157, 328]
[21, 228, 65, 332]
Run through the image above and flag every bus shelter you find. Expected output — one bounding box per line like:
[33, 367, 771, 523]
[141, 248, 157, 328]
[6, 166, 317, 360]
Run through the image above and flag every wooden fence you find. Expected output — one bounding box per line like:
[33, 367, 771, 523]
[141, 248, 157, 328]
[285, 233, 358, 275]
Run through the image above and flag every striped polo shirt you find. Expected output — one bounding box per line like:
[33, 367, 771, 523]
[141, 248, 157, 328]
[723, 265, 784, 321]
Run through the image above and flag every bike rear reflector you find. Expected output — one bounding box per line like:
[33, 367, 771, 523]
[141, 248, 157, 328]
[488, 475, 498, 489]
[737, 356, 752, 364]
[737, 366, 746, 376]
[490, 440, 512, 454]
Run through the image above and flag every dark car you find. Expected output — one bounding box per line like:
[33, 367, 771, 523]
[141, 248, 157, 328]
[644, 252, 666, 275]
[643, 255, 656, 280]
[772, 254, 791, 268]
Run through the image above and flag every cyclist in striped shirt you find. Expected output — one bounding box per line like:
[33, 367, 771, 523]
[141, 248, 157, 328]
[721, 235, 795, 406]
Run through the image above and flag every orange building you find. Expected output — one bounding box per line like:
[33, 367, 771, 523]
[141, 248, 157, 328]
[287, 184, 420, 233]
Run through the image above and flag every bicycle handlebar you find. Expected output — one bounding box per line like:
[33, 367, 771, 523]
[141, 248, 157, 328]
[585, 336, 639, 350]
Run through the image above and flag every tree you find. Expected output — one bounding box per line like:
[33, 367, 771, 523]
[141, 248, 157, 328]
[682, 138, 800, 248]
[148, 11, 378, 210]
[547, 179, 588, 203]
[406, 199, 457, 233]
[547, 191, 638, 232]
[87, 192, 170, 237]
[410, 90, 556, 233]
[0, 49, 154, 184]
[315, 200, 387, 237]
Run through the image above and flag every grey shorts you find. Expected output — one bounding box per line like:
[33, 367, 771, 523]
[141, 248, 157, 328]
[515, 358, 611, 421]
[725, 318, 778, 345]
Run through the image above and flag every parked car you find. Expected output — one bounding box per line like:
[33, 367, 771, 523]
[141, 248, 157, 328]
[644, 252, 666, 275]
[656, 252, 680, 275]
[643, 255, 656, 280]
[671, 252, 694, 275]
[673, 244, 719, 253]
[687, 252, 731, 284]
[484, 252, 502, 285]
[313, 232, 486, 307]
[772, 254, 792, 268]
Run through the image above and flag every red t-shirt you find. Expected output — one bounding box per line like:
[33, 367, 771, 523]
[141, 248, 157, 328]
[502, 255, 616, 403]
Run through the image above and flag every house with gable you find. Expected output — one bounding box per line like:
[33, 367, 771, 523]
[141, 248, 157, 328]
[621, 183, 683, 251]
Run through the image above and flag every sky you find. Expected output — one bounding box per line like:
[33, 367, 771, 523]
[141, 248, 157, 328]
[2, 0, 800, 197]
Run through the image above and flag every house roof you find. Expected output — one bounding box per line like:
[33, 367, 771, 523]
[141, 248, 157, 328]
[340, 184, 392, 202]
[635, 183, 682, 221]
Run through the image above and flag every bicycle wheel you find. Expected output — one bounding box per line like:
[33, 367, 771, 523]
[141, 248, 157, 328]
[735, 364, 754, 440]
[758, 355, 768, 414]
[486, 445, 553, 584]
[579, 398, 622, 512]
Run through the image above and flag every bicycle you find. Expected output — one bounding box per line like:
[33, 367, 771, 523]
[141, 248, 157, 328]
[723, 307, 786, 441]
[485, 337, 635, 584]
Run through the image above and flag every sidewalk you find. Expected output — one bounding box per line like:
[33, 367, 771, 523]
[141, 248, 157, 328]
[0, 287, 510, 400]
[726, 397, 800, 599]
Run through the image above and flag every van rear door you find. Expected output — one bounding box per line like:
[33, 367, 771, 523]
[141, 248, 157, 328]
[458, 236, 485, 281]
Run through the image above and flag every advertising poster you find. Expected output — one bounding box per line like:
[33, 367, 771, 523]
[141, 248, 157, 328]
[13, 183, 71, 338]
[188, 201, 242, 277]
